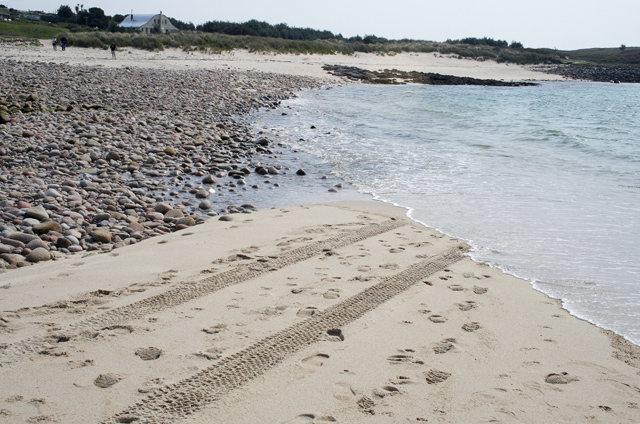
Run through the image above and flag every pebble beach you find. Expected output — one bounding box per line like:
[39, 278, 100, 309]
[1, 59, 325, 269]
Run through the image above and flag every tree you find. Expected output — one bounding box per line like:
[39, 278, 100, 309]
[509, 41, 524, 49]
[57, 4, 74, 19]
[87, 7, 108, 29]
[112, 14, 125, 24]
[620, 44, 626, 51]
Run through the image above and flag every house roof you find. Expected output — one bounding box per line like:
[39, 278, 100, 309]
[118, 14, 156, 28]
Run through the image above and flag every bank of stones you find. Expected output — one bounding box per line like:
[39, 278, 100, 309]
[0, 60, 324, 270]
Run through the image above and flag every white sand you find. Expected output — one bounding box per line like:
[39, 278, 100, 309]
[0, 202, 638, 423]
[0, 40, 566, 82]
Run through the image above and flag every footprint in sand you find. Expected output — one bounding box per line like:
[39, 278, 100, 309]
[373, 385, 400, 398]
[357, 395, 376, 413]
[94, 373, 122, 388]
[545, 372, 580, 384]
[425, 369, 451, 384]
[387, 350, 424, 365]
[379, 263, 399, 270]
[302, 353, 330, 367]
[202, 323, 228, 334]
[462, 322, 481, 332]
[357, 265, 371, 272]
[473, 286, 488, 294]
[323, 289, 340, 299]
[429, 315, 446, 323]
[135, 347, 162, 361]
[98, 325, 134, 338]
[333, 382, 356, 401]
[433, 338, 456, 354]
[138, 377, 165, 393]
[297, 307, 319, 317]
[457, 301, 477, 311]
[285, 414, 337, 423]
[448, 284, 465, 291]
[326, 328, 344, 342]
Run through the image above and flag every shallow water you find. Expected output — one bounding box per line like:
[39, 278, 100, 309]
[250, 81, 640, 345]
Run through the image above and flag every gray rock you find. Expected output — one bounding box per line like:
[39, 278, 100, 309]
[154, 203, 173, 214]
[202, 175, 218, 184]
[164, 209, 184, 219]
[175, 217, 195, 227]
[26, 247, 51, 263]
[195, 189, 210, 199]
[7, 232, 40, 244]
[44, 189, 63, 198]
[26, 205, 49, 221]
[0, 237, 25, 249]
[26, 239, 48, 250]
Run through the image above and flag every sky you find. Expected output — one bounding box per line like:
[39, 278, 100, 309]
[4, 0, 639, 50]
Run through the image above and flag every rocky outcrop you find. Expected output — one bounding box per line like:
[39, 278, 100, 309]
[531, 64, 640, 83]
[323, 65, 538, 86]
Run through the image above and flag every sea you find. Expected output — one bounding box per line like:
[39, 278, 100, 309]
[246, 81, 640, 346]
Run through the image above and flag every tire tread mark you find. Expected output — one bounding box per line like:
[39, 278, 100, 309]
[103, 245, 467, 424]
[0, 220, 405, 368]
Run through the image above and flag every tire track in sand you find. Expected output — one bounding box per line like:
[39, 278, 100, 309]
[103, 245, 467, 424]
[0, 220, 405, 369]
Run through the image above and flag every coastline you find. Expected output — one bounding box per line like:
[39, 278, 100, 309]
[1, 45, 639, 423]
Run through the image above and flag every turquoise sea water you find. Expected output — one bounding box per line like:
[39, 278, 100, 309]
[250, 81, 640, 345]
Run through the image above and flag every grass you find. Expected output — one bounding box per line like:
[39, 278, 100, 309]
[57, 31, 567, 64]
[540, 47, 640, 66]
[0, 18, 82, 39]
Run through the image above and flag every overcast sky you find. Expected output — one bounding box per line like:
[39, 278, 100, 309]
[4, 0, 638, 50]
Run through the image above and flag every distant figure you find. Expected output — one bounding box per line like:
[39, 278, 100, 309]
[60, 36, 67, 51]
[110, 42, 116, 59]
[52, 37, 57, 51]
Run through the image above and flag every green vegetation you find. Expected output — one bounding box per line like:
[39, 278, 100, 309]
[540, 47, 640, 66]
[0, 18, 74, 39]
[0, 4, 637, 67]
[44, 29, 562, 63]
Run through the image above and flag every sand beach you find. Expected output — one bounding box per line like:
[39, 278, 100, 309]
[0, 42, 638, 423]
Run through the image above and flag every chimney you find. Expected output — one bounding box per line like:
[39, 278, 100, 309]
[131, 9, 133, 20]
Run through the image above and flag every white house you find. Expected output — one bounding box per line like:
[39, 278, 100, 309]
[118, 12, 178, 33]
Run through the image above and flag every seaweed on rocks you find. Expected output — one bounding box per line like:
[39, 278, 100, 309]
[529, 64, 640, 83]
[322, 64, 538, 86]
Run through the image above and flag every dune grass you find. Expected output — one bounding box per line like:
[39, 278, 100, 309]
[55, 30, 567, 64]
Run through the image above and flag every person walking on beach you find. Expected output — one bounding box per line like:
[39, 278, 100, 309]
[60, 36, 67, 51]
[52, 37, 57, 51]
[110, 41, 116, 59]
